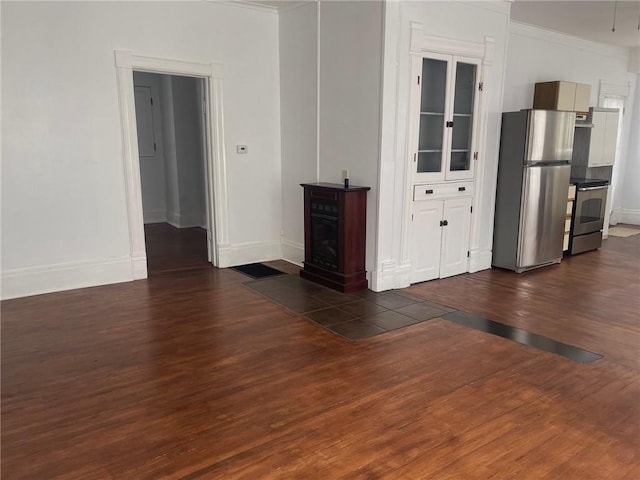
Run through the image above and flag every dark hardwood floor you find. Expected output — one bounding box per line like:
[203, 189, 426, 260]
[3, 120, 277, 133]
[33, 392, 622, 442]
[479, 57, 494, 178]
[1, 230, 639, 478]
[145, 223, 209, 275]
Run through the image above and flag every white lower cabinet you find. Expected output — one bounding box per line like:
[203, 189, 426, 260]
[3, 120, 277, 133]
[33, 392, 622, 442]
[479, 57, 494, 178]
[410, 188, 472, 284]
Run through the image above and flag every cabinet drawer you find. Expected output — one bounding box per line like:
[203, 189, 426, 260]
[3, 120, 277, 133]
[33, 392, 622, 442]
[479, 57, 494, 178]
[565, 217, 572, 233]
[563, 234, 569, 251]
[414, 182, 474, 201]
[568, 184, 576, 200]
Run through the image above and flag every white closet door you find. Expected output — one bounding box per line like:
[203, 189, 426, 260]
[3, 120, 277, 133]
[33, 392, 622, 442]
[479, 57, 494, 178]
[440, 196, 471, 279]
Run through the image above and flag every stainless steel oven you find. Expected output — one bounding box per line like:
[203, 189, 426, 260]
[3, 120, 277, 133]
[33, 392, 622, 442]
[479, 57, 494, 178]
[569, 179, 608, 255]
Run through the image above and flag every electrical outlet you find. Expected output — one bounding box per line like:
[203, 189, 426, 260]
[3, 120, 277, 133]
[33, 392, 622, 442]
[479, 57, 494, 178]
[236, 145, 248, 154]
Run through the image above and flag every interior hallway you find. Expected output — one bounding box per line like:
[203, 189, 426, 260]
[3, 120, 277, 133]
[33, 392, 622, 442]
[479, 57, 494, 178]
[1, 231, 639, 478]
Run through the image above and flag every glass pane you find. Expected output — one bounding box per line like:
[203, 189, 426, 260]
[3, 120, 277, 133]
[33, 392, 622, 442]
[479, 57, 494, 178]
[451, 115, 471, 151]
[417, 152, 441, 173]
[450, 151, 471, 171]
[449, 62, 476, 173]
[421, 58, 447, 113]
[454, 62, 477, 115]
[579, 198, 602, 224]
[419, 114, 444, 150]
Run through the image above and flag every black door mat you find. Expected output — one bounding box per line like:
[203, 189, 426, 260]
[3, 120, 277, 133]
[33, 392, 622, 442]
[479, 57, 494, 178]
[231, 263, 287, 279]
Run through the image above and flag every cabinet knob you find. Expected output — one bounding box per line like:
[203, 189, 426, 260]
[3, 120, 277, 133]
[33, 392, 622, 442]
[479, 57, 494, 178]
[425, 189, 434, 194]
[446, 121, 454, 128]
[443, 220, 449, 226]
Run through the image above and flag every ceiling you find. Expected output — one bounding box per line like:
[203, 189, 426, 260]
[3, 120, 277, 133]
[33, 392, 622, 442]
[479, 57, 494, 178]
[509, 1, 639, 48]
[242, 0, 640, 49]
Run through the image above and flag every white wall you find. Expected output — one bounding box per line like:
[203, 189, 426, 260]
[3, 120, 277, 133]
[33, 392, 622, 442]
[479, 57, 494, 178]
[618, 75, 640, 224]
[160, 75, 180, 226]
[375, 0, 511, 291]
[1, 1, 281, 299]
[319, 0, 384, 279]
[279, 1, 318, 264]
[504, 22, 638, 225]
[278, 0, 383, 275]
[169, 75, 206, 228]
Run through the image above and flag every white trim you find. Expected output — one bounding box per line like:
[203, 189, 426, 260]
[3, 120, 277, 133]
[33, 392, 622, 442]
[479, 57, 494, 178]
[278, 1, 313, 14]
[213, 1, 279, 14]
[370, 262, 411, 292]
[166, 212, 206, 229]
[468, 249, 492, 273]
[598, 80, 631, 106]
[217, 240, 282, 268]
[611, 208, 640, 226]
[114, 51, 229, 279]
[1, 257, 133, 300]
[143, 210, 168, 224]
[281, 239, 304, 266]
[509, 21, 630, 61]
[410, 23, 487, 58]
[315, 0, 321, 182]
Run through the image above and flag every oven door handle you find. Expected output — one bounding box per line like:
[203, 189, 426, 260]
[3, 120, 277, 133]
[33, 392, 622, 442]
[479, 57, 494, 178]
[578, 186, 608, 192]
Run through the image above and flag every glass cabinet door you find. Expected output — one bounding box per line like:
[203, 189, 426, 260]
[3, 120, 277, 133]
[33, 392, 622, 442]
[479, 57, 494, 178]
[412, 53, 481, 182]
[417, 58, 448, 175]
[449, 61, 477, 175]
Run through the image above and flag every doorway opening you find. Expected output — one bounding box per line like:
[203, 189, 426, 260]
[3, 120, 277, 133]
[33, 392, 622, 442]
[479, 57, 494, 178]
[115, 51, 229, 281]
[133, 72, 208, 275]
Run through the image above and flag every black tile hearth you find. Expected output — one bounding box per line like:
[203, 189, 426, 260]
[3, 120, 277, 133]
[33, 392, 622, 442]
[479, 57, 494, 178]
[338, 300, 388, 318]
[362, 311, 419, 331]
[371, 292, 421, 310]
[328, 319, 386, 340]
[306, 307, 358, 327]
[395, 301, 455, 321]
[245, 275, 451, 341]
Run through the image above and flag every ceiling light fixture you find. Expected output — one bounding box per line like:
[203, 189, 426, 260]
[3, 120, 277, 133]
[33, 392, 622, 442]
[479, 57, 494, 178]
[612, 0, 618, 32]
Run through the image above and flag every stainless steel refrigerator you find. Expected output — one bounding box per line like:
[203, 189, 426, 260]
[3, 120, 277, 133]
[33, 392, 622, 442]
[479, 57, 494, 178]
[493, 109, 575, 272]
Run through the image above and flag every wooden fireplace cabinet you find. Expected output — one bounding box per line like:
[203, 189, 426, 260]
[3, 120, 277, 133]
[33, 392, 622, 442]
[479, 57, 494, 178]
[300, 182, 371, 293]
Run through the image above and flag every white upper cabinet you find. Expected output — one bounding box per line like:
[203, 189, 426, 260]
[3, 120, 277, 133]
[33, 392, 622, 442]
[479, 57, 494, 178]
[573, 108, 620, 168]
[411, 53, 481, 182]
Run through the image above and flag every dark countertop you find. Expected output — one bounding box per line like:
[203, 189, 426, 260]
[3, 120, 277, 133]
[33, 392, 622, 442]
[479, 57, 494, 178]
[570, 178, 609, 187]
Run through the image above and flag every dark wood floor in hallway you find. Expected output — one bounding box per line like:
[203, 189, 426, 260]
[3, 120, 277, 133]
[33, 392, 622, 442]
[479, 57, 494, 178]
[2, 231, 639, 479]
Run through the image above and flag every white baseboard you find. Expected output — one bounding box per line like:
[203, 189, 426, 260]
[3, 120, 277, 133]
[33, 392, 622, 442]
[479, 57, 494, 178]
[281, 239, 304, 265]
[143, 209, 167, 224]
[217, 240, 282, 268]
[370, 261, 411, 292]
[1, 256, 136, 300]
[611, 208, 640, 226]
[166, 211, 205, 229]
[469, 249, 492, 273]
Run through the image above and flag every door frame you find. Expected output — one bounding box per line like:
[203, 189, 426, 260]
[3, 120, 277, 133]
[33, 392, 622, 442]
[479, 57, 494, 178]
[115, 51, 229, 279]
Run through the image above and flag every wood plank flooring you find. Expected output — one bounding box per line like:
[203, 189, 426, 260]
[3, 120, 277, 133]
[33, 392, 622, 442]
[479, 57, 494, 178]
[2, 230, 639, 479]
